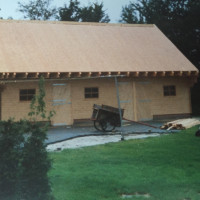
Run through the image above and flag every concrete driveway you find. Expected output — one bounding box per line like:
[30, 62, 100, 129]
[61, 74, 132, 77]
[46, 120, 170, 144]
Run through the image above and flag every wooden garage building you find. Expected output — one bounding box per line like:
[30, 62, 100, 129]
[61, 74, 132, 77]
[0, 20, 198, 126]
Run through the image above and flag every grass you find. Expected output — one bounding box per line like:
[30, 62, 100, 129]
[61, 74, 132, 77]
[49, 126, 200, 200]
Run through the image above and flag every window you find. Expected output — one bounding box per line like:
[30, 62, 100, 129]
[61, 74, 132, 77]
[85, 87, 99, 98]
[163, 85, 176, 96]
[20, 89, 36, 101]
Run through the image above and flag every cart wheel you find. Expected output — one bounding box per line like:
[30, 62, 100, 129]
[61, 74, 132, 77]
[94, 120, 103, 131]
[94, 120, 115, 132]
[101, 119, 115, 132]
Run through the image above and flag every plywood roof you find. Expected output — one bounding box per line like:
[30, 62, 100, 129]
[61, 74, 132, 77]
[0, 20, 198, 77]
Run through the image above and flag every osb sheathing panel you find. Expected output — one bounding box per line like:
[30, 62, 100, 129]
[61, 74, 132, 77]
[2, 82, 41, 121]
[118, 81, 134, 120]
[1, 77, 192, 124]
[70, 77, 192, 122]
[1, 81, 72, 125]
[71, 78, 118, 120]
[52, 82, 72, 125]
[0, 20, 198, 73]
[135, 77, 192, 121]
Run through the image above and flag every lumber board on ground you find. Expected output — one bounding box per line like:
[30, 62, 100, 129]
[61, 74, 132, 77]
[161, 118, 200, 130]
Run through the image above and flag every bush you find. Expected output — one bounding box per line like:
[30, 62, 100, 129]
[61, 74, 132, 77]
[0, 120, 53, 200]
[21, 122, 52, 200]
[0, 77, 54, 200]
[0, 120, 25, 200]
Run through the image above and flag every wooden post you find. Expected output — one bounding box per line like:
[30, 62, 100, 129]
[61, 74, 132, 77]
[150, 72, 157, 77]
[16, 73, 28, 79]
[47, 72, 50, 78]
[141, 71, 148, 77]
[133, 81, 137, 121]
[92, 72, 101, 77]
[12, 73, 16, 79]
[166, 71, 174, 76]
[56, 72, 60, 78]
[158, 72, 166, 77]
[132, 72, 139, 77]
[0, 73, 5, 79]
[5, 73, 9, 79]
[114, 76, 124, 140]
[184, 71, 191, 77]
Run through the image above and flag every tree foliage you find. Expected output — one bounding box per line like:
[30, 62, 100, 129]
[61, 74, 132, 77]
[0, 8, 2, 19]
[58, 0, 81, 21]
[0, 121, 52, 200]
[58, 0, 110, 23]
[18, 0, 57, 20]
[80, 2, 110, 23]
[17, 0, 110, 23]
[28, 76, 55, 122]
[20, 122, 52, 200]
[120, 0, 200, 69]
[0, 77, 54, 200]
[0, 120, 25, 200]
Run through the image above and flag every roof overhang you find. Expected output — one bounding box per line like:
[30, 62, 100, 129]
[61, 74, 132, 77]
[0, 70, 198, 80]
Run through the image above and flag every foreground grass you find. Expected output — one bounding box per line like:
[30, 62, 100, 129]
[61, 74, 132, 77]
[49, 127, 200, 200]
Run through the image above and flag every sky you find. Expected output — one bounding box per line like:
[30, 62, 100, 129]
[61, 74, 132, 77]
[0, 0, 131, 23]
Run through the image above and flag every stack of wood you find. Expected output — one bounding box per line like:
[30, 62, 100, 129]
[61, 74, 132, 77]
[161, 118, 200, 130]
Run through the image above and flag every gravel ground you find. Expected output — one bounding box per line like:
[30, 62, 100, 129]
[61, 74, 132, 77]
[47, 133, 160, 152]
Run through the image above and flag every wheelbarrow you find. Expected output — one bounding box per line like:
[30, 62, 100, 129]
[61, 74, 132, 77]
[91, 104, 124, 132]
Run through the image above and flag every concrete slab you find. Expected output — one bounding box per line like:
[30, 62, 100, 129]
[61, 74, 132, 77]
[46, 120, 171, 144]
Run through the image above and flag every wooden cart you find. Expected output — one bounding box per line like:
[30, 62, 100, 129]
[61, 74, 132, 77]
[91, 104, 124, 132]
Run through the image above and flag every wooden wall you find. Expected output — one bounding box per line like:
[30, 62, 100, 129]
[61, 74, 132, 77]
[1, 77, 193, 125]
[135, 77, 192, 121]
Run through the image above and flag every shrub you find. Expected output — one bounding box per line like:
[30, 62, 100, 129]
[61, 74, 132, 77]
[0, 76, 54, 200]
[21, 122, 52, 200]
[0, 120, 25, 200]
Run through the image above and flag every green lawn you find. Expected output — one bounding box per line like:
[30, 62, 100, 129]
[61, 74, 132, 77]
[49, 127, 200, 200]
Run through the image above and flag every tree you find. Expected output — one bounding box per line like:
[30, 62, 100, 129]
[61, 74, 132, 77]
[57, 0, 81, 21]
[120, 4, 139, 24]
[0, 8, 3, 19]
[80, 2, 110, 23]
[28, 76, 54, 122]
[58, 0, 110, 23]
[18, 0, 57, 20]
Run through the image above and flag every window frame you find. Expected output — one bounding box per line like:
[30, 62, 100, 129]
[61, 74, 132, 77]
[163, 85, 176, 96]
[84, 87, 99, 99]
[19, 89, 36, 101]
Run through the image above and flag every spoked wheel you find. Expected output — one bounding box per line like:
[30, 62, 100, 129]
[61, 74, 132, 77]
[94, 120, 103, 131]
[94, 119, 115, 132]
[101, 119, 116, 132]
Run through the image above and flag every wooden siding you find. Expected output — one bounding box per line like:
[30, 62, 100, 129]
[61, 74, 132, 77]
[1, 77, 193, 124]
